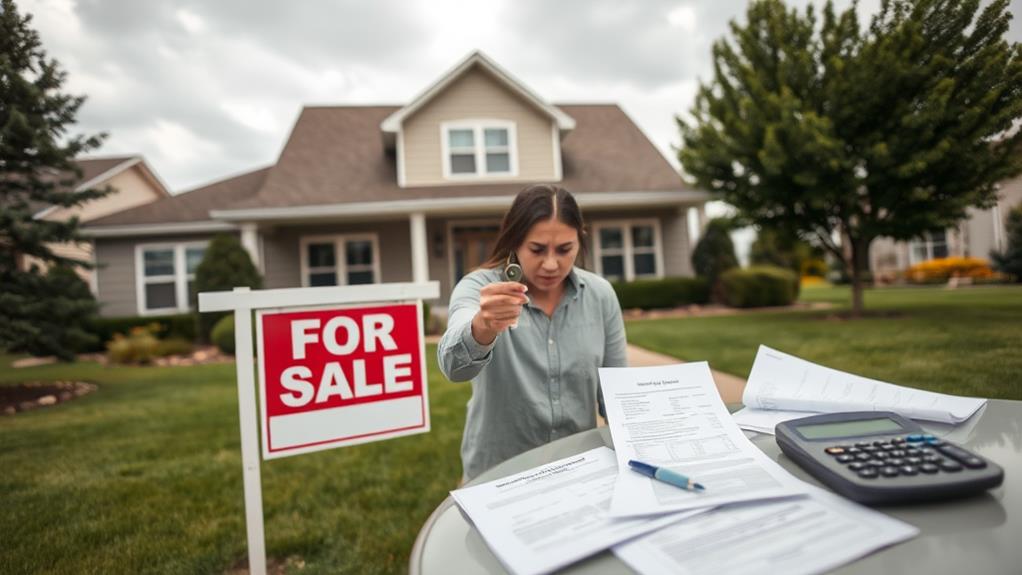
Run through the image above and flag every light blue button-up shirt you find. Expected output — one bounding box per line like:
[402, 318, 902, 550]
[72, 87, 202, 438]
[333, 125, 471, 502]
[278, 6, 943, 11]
[438, 266, 628, 480]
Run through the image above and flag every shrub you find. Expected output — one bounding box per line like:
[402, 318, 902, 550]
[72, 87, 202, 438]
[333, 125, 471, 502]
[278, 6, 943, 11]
[211, 314, 235, 355]
[193, 234, 262, 342]
[86, 313, 196, 351]
[1, 264, 99, 360]
[906, 257, 994, 283]
[155, 338, 194, 357]
[691, 218, 738, 300]
[106, 325, 161, 364]
[612, 277, 710, 310]
[991, 203, 1022, 282]
[720, 266, 799, 308]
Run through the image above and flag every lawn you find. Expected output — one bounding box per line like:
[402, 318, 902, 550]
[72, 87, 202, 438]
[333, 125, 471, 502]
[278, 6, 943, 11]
[0, 346, 471, 575]
[626, 284, 1022, 400]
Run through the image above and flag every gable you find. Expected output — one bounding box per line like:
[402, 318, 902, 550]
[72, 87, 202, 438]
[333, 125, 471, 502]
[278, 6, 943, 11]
[39, 162, 167, 223]
[401, 65, 559, 187]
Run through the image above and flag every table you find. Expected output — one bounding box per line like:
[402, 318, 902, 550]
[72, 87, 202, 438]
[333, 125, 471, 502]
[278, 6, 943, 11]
[410, 399, 1022, 575]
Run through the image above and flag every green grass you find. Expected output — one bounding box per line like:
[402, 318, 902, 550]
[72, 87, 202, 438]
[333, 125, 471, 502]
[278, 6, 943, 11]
[0, 345, 471, 574]
[626, 284, 1022, 400]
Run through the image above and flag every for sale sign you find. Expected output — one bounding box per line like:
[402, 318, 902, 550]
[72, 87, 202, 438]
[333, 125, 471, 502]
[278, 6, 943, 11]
[256, 302, 430, 459]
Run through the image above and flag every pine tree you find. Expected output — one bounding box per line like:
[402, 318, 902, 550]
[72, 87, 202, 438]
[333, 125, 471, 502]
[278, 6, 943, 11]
[1, 0, 110, 357]
[679, 0, 1022, 314]
[691, 218, 739, 301]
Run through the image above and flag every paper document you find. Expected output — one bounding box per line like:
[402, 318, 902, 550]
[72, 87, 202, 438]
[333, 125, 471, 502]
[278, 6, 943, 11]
[614, 486, 918, 575]
[600, 362, 808, 518]
[743, 345, 986, 424]
[450, 446, 702, 575]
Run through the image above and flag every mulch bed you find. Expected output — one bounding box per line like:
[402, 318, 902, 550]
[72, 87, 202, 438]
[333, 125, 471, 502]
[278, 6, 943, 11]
[0, 380, 97, 416]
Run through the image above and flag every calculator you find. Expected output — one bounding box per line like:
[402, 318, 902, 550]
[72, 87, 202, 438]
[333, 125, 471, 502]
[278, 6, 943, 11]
[775, 411, 1003, 505]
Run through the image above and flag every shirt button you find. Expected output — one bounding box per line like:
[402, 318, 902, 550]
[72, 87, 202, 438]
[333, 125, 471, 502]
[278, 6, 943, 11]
[548, 339, 554, 346]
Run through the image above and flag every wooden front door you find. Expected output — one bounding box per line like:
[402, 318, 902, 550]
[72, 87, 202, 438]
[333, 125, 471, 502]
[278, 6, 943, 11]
[452, 224, 500, 282]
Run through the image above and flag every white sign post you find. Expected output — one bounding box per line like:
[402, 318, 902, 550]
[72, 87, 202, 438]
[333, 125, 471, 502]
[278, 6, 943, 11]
[199, 282, 439, 575]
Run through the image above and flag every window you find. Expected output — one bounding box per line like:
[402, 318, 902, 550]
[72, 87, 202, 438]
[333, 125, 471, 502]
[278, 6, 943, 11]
[136, 242, 207, 314]
[442, 121, 517, 179]
[593, 220, 662, 282]
[300, 234, 380, 287]
[909, 229, 949, 264]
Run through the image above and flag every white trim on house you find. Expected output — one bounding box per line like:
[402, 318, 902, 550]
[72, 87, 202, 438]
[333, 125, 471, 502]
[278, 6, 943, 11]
[551, 123, 563, 182]
[380, 50, 575, 135]
[396, 129, 407, 188]
[82, 220, 238, 237]
[440, 120, 519, 180]
[134, 240, 209, 316]
[298, 233, 382, 288]
[210, 190, 710, 222]
[592, 218, 665, 282]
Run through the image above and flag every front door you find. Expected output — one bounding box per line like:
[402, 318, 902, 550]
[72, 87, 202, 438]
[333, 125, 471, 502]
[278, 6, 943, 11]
[452, 224, 500, 282]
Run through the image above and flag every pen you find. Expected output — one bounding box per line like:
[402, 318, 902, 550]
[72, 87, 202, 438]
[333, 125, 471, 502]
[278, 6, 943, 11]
[628, 460, 706, 492]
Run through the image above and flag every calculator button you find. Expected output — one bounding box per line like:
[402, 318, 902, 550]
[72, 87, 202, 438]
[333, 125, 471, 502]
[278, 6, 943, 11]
[855, 453, 871, 461]
[919, 463, 939, 474]
[899, 465, 918, 476]
[892, 437, 906, 445]
[880, 466, 900, 477]
[873, 441, 888, 447]
[925, 438, 945, 447]
[847, 447, 862, 454]
[849, 462, 867, 471]
[887, 458, 906, 466]
[866, 459, 885, 467]
[890, 449, 907, 457]
[906, 434, 924, 442]
[962, 457, 987, 469]
[922, 454, 941, 463]
[858, 468, 879, 479]
[825, 447, 846, 455]
[905, 448, 921, 456]
[939, 460, 963, 472]
[882, 444, 898, 451]
[836, 454, 855, 463]
[863, 445, 879, 453]
[855, 442, 871, 448]
[906, 456, 922, 465]
[874, 451, 889, 460]
[921, 434, 936, 441]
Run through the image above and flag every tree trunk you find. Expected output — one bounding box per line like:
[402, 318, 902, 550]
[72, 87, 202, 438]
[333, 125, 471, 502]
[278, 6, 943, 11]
[849, 238, 871, 316]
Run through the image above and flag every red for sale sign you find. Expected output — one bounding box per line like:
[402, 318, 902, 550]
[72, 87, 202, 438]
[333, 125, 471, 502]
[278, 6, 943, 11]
[256, 302, 430, 459]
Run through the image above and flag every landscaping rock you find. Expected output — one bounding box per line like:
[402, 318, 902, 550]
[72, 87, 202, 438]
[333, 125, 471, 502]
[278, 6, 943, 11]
[37, 395, 57, 406]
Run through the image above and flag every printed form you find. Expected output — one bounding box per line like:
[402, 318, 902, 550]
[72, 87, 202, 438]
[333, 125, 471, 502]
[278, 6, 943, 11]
[450, 446, 702, 575]
[614, 486, 918, 575]
[599, 362, 808, 518]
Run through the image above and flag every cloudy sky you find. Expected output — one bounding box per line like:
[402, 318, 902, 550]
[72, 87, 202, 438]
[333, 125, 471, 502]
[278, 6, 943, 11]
[21, 0, 1022, 194]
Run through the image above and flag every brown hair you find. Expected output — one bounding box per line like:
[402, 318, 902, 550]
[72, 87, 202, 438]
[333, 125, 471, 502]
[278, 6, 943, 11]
[481, 184, 588, 269]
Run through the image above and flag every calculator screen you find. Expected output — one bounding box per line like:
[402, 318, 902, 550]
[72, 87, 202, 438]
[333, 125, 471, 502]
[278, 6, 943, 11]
[796, 417, 906, 439]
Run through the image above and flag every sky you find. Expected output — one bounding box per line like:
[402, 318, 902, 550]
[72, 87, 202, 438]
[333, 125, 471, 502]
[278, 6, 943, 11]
[19, 0, 1022, 199]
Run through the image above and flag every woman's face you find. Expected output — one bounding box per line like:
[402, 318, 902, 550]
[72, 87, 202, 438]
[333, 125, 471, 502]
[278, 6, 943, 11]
[515, 218, 580, 295]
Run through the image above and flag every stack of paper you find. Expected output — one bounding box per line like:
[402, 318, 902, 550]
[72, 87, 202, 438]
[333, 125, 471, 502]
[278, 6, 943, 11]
[732, 345, 987, 435]
[451, 362, 920, 575]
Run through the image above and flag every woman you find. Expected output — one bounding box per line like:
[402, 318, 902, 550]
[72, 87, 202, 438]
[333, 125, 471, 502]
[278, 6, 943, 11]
[438, 184, 628, 481]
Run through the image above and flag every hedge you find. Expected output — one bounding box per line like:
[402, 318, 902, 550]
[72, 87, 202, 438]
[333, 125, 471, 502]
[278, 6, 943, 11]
[611, 277, 710, 310]
[211, 314, 235, 355]
[85, 313, 197, 351]
[720, 266, 799, 308]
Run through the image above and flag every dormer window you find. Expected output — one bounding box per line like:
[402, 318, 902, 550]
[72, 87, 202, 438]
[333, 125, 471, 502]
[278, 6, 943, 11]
[442, 120, 518, 179]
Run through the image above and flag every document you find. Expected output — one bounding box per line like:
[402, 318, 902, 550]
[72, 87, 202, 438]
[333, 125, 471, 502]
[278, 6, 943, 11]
[614, 487, 919, 575]
[450, 446, 702, 575]
[600, 362, 808, 518]
[743, 345, 986, 424]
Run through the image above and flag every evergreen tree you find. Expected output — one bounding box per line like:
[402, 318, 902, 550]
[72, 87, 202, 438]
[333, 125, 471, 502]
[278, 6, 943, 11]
[1, 0, 109, 357]
[193, 234, 262, 341]
[679, 0, 1022, 314]
[991, 203, 1022, 282]
[691, 218, 739, 301]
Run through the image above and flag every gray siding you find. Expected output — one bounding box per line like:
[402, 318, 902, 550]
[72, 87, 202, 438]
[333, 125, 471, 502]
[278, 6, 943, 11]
[94, 233, 226, 317]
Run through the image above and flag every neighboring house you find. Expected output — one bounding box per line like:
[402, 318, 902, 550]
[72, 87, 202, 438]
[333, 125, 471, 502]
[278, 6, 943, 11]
[24, 155, 171, 288]
[870, 173, 1022, 280]
[82, 51, 710, 318]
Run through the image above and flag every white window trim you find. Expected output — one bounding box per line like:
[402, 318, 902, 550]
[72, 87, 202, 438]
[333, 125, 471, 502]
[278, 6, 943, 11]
[592, 219, 665, 282]
[908, 229, 949, 265]
[299, 233, 382, 288]
[134, 241, 208, 316]
[440, 120, 519, 180]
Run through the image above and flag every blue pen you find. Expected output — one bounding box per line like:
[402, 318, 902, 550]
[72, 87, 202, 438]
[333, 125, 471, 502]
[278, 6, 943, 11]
[628, 460, 706, 492]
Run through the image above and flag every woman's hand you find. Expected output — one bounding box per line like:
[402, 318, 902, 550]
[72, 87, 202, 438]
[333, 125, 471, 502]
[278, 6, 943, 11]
[471, 281, 529, 345]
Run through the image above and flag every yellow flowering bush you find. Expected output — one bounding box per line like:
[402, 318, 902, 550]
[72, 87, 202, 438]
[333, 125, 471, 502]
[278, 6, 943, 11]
[906, 257, 994, 283]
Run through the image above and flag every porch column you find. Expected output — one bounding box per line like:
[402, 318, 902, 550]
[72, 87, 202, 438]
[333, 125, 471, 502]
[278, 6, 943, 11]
[240, 222, 261, 272]
[410, 212, 429, 283]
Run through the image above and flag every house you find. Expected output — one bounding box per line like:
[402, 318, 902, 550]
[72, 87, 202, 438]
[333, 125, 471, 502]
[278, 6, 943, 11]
[82, 51, 710, 318]
[869, 173, 1022, 280]
[24, 155, 170, 289]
